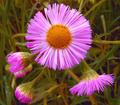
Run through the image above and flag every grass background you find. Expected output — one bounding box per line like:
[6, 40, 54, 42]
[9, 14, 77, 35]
[0, 0, 120, 105]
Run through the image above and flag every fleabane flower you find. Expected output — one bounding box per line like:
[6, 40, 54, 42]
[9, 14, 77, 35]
[26, 3, 92, 70]
[15, 83, 33, 104]
[69, 70, 114, 96]
[7, 52, 33, 78]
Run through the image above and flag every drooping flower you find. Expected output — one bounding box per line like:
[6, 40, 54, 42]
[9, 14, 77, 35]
[69, 70, 114, 96]
[7, 52, 33, 78]
[15, 83, 33, 104]
[26, 3, 92, 70]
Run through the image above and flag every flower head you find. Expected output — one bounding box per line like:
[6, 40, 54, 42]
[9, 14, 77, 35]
[7, 52, 33, 78]
[26, 3, 92, 70]
[15, 83, 33, 104]
[69, 70, 114, 96]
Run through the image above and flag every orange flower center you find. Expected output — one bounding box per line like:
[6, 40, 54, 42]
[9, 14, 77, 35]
[46, 25, 72, 49]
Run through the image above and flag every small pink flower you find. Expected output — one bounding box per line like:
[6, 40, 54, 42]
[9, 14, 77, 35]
[7, 52, 32, 78]
[15, 83, 33, 104]
[70, 70, 114, 96]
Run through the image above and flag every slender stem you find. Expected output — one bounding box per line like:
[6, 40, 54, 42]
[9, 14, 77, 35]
[101, 15, 107, 33]
[82, 60, 91, 71]
[59, 83, 68, 105]
[78, 0, 84, 11]
[93, 40, 120, 44]
[101, 15, 107, 40]
[9, 39, 16, 51]
[15, 42, 26, 46]
[31, 69, 45, 86]
[45, 83, 66, 95]
[43, 96, 47, 105]
[61, 95, 68, 105]
[67, 70, 80, 82]
[46, 85, 59, 93]
[11, 33, 26, 48]
[85, 0, 106, 16]
[11, 77, 16, 89]
[12, 33, 26, 39]
[88, 96, 99, 105]
[114, 82, 117, 97]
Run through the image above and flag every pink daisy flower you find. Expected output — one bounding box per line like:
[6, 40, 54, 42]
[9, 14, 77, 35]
[26, 3, 92, 70]
[70, 70, 114, 96]
[7, 52, 32, 78]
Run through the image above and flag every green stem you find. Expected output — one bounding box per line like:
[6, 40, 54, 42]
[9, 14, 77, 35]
[11, 77, 16, 89]
[85, 0, 106, 16]
[84, 0, 106, 16]
[82, 60, 91, 71]
[31, 69, 45, 86]
[101, 15, 107, 40]
[67, 70, 80, 82]
[67, 60, 92, 81]
[11, 33, 26, 48]
[15, 42, 26, 46]
[61, 93, 68, 105]
[78, 0, 84, 11]
[43, 96, 47, 105]
[88, 96, 99, 105]
[93, 40, 120, 44]
[46, 85, 59, 93]
[101, 15, 107, 34]
[12, 33, 26, 39]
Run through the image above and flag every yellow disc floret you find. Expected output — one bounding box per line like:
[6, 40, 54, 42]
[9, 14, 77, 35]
[47, 25, 72, 49]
